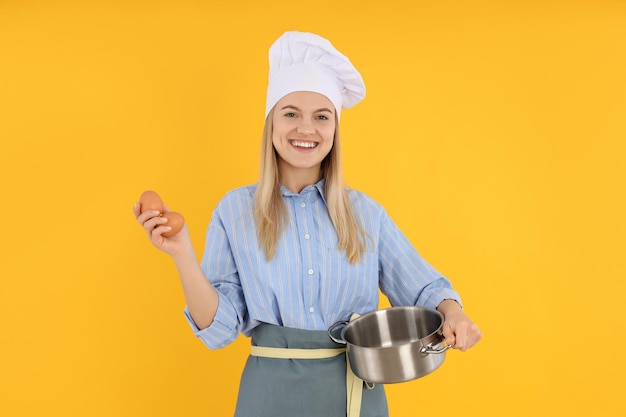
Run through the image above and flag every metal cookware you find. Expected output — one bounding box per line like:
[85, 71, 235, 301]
[328, 306, 451, 384]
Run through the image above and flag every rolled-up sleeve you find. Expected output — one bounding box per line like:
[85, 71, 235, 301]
[184, 291, 241, 349]
[377, 209, 462, 311]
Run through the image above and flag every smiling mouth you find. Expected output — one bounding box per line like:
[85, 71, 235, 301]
[289, 140, 318, 149]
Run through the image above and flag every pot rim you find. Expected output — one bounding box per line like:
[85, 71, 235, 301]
[340, 306, 444, 350]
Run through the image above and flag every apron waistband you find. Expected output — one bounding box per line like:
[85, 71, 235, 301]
[251, 345, 345, 359]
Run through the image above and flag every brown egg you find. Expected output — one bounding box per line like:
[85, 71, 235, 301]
[138, 190, 185, 237]
[139, 190, 164, 214]
[161, 211, 185, 237]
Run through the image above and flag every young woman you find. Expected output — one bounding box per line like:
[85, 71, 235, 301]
[134, 31, 482, 417]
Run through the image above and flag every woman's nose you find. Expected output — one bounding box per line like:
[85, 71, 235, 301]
[296, 120, 315, 135]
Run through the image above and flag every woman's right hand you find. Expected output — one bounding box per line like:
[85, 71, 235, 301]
[133, 202, 192, 258]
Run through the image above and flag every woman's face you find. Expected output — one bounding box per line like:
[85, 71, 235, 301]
[271, 91, 336, 184]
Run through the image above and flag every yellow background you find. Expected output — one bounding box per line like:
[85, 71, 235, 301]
[1, 1, 625, 416]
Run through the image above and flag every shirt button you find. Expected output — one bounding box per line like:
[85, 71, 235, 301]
[300, 202, 306, 208]
[308, 269, 314, 275]
[304, 233, 310, 240]
[309, 307, 315, 313]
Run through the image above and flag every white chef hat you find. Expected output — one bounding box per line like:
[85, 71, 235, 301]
[265, 31, 366, 120]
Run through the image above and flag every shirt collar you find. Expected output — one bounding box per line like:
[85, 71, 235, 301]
[279, 178, 328, 206]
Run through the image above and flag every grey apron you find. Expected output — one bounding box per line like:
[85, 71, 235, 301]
[234, 323, 389, 417]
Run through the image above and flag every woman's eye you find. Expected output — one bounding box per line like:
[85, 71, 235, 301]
[285, 112, 297, 118]
[316, 114, 329, 120]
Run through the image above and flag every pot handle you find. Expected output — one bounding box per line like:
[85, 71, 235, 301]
[327, 321, 349, 344]
[420, 341, 453, 355]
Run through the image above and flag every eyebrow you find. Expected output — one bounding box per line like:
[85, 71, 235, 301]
[280, 104, 334, 114]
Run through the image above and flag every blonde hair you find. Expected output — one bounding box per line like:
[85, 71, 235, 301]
[254, 110, 367, 264]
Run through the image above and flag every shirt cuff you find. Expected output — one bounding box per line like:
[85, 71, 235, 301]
[183, 292, 241, 349]
[421, 288, 463, 311]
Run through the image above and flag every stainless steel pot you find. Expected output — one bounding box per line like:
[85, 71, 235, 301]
[328, 306, 451, 384]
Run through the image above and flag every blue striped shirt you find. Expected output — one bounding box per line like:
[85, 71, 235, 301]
[184, 180, 461, 349]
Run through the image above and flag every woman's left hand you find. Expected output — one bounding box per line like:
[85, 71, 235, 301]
[436, 299, 482, 352]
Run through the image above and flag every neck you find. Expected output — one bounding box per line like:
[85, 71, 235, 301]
[278, 165, 322, 193]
